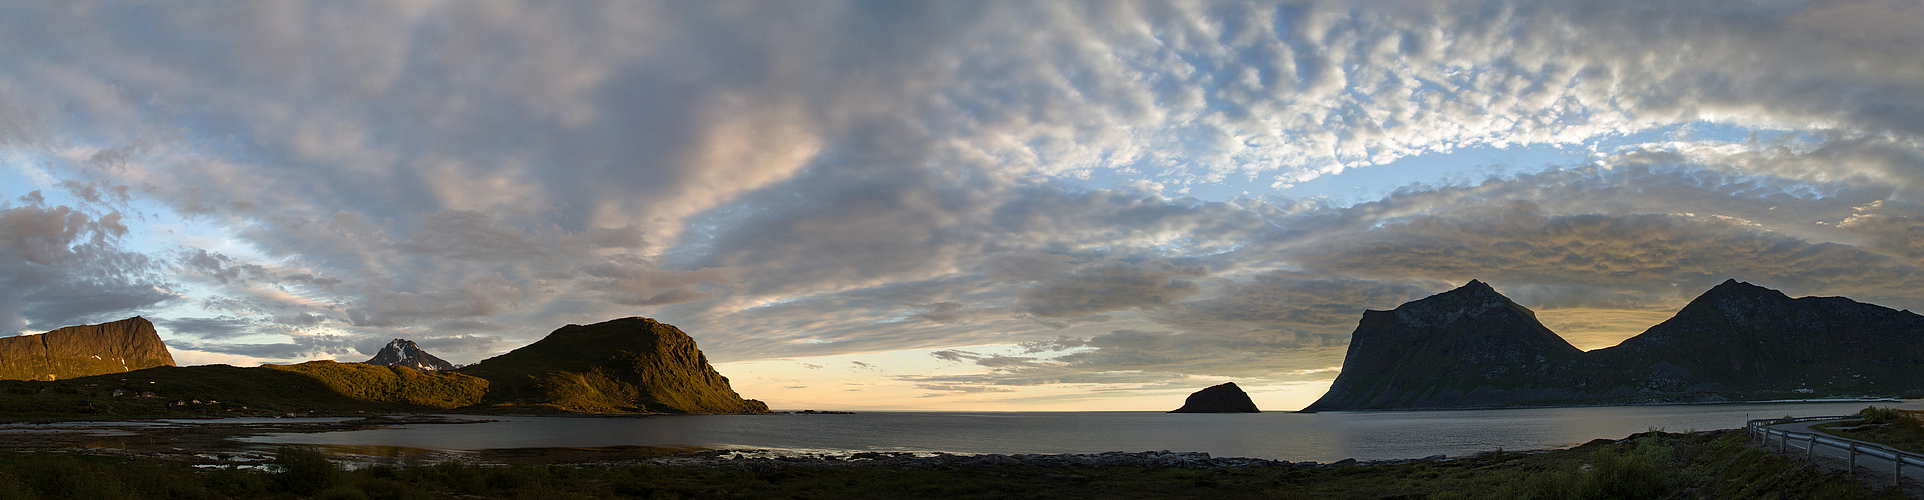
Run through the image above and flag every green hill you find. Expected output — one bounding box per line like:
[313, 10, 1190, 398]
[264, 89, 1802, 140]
[0, 364, 478, 420]
[261, 361, 487, 409]
[457, 317, 769, 414]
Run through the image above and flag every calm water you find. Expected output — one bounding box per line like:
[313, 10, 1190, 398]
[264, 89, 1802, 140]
[240, 400, 1922, 463]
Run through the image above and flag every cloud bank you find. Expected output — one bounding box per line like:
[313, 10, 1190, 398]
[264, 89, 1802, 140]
[1, 0, 1921, 408]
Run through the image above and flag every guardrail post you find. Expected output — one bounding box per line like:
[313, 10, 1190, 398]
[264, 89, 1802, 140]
[1895, 451, 1902, 488]
[1849, 442, 1857, 475]
[1808, 435, 1815, 460]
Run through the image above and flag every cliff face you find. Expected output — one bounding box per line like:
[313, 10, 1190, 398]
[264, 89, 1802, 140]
[1306, 279, 1924, 411]
[457, 317, 769, 414]
[1170, 382, 1261, 413]
[0, 317, 175, 381]
[1306, 281, 1588, 411]
[365, 339, 458, 371]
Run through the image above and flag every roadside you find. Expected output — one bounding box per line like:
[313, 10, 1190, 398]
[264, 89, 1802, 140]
[1762, 416, 1924, 498]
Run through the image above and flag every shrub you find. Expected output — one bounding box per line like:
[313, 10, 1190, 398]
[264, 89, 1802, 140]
[1859, 406, 1905, 424]
[273, 445, 342, 494]
[1570, 436, 1673, 499]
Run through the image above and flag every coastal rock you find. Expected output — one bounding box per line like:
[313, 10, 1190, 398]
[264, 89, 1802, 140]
[457, 316, 769, 414]
[1305, 279, 1924, 410]
[1170, 382, 1261, 413]
[364, 339, 457, 371]
[0, 317, 174, 381]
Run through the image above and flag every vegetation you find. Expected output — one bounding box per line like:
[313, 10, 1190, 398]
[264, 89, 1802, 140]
[261, 361, 488, 410]
[457, 317, 768, 414]
[0, 364, 480, 421]
[1813, 406, 1924, 454]
[0, 316, 767, 420]
[0, 429, 1894, 498]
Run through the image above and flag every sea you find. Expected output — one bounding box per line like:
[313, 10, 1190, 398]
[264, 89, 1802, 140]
[235, 399, 1924, 463]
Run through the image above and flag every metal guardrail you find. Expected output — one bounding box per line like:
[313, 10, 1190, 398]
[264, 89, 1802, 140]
[1748, 415, 1924, 487]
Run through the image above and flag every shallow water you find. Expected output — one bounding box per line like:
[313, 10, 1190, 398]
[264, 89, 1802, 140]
[239, 400, 1922, 462]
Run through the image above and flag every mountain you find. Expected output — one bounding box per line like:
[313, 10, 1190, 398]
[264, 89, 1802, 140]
[0, 317, 175, 381]
[1304, 279, 1924, 411]
[1170, 382, 1261, 413]
[456, 317, 769, 414]
[1591, 279, 1924, 396]
[364, 339, 457, 371]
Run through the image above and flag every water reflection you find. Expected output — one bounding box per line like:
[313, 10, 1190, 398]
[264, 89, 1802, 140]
[241, 400, 1923, 463]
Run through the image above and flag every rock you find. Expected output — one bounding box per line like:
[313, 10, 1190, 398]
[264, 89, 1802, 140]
[457, 316, 769, 414]
[364, 339, 457, 371]
[0, 317, 174, 381]
[1169, 382, 1261, 413]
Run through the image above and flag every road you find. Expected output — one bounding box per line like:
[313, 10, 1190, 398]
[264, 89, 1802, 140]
[1762, 418, 1923, 492]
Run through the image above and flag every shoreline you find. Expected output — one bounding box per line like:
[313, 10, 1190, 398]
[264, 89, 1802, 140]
[1299, 397, 1907, 413]
[0, 412, 1620, 470]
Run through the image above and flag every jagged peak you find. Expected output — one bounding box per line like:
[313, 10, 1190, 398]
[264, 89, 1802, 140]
[1695, 278, 1791, 301]
[1426, 279, 1510, 303]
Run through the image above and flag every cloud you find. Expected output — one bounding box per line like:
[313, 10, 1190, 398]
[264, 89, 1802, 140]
[155, 316, 256, 340]
[1018, 260, 1207, 318]
[1292, 200, 1924, 307]
[4, 0, 1924, 406]
[0, 199, 175, 333]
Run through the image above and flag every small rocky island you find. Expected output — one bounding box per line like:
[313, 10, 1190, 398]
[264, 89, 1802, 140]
[1170, 382, 1261, 413]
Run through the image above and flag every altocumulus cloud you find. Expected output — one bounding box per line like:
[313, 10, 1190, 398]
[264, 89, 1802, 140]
[0, 1, 1921, 406]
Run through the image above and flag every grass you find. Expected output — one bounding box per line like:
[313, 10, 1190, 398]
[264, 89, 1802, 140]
[261, 361, 488, 410]
[1813, 406, 1924, 454]
[0, 363, 489, 421]
[0, 429, 1896, 499]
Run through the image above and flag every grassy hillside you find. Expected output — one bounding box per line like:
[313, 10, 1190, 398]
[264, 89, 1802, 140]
[260, 361, 487, 409]
[457, 317, 769, 414]
[0, 362, 486, 420]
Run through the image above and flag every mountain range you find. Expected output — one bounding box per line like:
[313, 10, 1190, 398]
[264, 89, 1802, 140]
[0, 315, 764, 416]
[1304, 279, 1924, 411]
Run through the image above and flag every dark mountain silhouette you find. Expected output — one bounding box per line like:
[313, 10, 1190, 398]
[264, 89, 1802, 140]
[1170, 382, 1261, 413]
[364, 339, 457, 371]
[0, 317, 175, 381]
[457, 317, 769, 414]
[1305, 279, 1924, 411]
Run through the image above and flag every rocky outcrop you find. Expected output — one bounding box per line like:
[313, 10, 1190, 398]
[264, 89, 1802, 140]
[0, 317, 175, 381]
[1170, 382, 1261, 413]
[457, 317, 769, 414]
[365, 339, 458, 371]
[1305, 279, 1924, 411]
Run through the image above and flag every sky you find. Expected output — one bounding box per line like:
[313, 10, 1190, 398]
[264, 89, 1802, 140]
[2, 1, 1923, 412]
